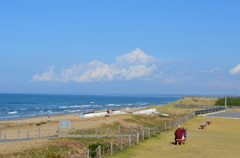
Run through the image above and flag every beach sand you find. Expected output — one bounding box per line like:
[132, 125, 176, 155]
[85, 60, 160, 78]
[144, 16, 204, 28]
[0, 107, 143, 155]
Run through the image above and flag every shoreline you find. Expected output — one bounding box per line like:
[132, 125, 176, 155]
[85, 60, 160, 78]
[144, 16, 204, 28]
[0, 106, 146, 124]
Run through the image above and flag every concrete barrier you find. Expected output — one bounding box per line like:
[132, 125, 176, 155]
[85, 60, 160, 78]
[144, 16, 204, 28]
[133, 109, 156, 115]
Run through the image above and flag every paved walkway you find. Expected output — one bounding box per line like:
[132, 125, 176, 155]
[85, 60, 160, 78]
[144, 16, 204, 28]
[199, 111, 240, 119]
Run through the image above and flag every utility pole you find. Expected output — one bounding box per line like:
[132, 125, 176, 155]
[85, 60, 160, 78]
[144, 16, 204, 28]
[224, 94, 227, 109]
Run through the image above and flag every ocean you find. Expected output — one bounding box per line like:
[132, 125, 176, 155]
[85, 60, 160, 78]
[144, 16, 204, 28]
[0, 93, 182, 120]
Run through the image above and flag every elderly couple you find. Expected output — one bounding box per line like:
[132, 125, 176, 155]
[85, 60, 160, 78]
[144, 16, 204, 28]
[174, 125, 187, 144]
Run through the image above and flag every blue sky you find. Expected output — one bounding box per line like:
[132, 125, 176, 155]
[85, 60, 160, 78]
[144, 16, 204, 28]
[0, 0, 239, 95]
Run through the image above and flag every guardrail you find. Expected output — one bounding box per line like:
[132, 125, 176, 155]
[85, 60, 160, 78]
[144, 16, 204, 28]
[194, 107, 226, 115]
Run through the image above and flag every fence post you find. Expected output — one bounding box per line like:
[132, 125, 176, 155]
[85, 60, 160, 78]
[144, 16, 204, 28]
[118, 125, 120, 134]
[120, 138, 123, 150]
[70, 155, 74, 158]
[66, 130, 68, 137]
[98, 145, 101, 158]
[107, 128, 109, 136]
[131, 127, 133, 134]
[164, 122, 166, 130]
[140, 124, 142, 131]
[38, 127, 40, 137]
[153, 127, 156, 135]
[110, 141, 113, 155]
[136, 133, 139, 144]
[82, 129, 85, 137]
[4, 134, 6, 143]
[148, 128, 150, 138]
[27, 132, 29, 141]
[0, 130, 1, 140]
[18, 129, 20, 139]
[128, 135, 131, 146]
[142, 130, 144, 140]
[2, 124, 4, 130]
[86, 149, 89, 158]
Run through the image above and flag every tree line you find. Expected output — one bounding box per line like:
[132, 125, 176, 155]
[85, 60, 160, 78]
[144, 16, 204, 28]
[215, 97, 240, 106]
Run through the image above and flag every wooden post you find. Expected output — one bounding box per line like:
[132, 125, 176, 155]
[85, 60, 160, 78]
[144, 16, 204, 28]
[148, 128, 150, 138]
[128, 135, 131, 146]
[164, 122, 166, 130]
[70, 155, 74, 158]
[72, 127, 75, 134]
[118, 125, 120, 134]
[86, 149, 89, 158]
[98, 145, 101, 158]
[27, 132, 29, 141]
[18, 129, 20, 139]
[4, 134, 6, 143]
[38, 127, 40, 137]
[110, 141, 113, 155]
[2, 124, 4, 130]
[107, 127, 109, 136]
[140, 124, 143, 131]
[82, 129, 85, 137]
[142, 130, 144, 140]
[131, 127, 133, 134]
[0, 130, 1, 140]
[136, 133, 139, 144]
[120, 138, 123, 150]
[153, 127, 156, 135]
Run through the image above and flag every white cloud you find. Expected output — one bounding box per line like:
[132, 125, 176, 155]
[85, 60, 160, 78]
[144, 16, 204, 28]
[31, 65, 57, 82]
[199, 68, 220, 74]
[120, 65, 158, 80]
[116, 48, 158, 63]
[229, 64, 240, 75]
[31, 48, 187, 83]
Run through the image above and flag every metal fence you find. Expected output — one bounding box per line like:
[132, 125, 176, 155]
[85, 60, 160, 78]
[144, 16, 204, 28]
[69, 112, 195, 158]
[174, 104, 240, 110]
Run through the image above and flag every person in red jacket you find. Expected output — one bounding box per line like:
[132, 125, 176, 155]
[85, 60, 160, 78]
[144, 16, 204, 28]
[174, 125, 186, 144]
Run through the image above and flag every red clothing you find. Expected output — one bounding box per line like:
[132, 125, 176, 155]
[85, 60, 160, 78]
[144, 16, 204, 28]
[174, 128, 186, 139]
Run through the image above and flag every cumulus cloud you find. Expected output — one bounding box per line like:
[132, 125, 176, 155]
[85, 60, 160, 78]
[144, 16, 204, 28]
[199, 68, 220, 74]
[31, 48, 187, 83]
[229, 64, 240, 75]
[31, 65, 57, 82]
[116, 48, 158, 63]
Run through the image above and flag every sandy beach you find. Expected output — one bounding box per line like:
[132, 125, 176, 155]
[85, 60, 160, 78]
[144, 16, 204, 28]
[0, 107, 146, 155]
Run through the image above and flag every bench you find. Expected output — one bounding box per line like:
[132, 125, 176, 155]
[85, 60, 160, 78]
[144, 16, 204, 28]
[200, 124, 206, 129]
[175, 139, 185, 145]
[206, 120, 212, 125]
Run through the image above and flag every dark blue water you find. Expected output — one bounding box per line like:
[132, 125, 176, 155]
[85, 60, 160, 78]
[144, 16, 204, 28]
[0, 93, 182, 120]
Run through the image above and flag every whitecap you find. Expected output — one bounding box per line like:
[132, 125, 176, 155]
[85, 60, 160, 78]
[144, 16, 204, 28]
[59, 106, 68, 108]
[8, 111, 18, 114]
[70, 105, 91, 108]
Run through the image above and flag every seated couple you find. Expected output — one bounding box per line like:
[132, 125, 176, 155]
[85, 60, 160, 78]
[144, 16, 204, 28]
[174, 125, 187, 144]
